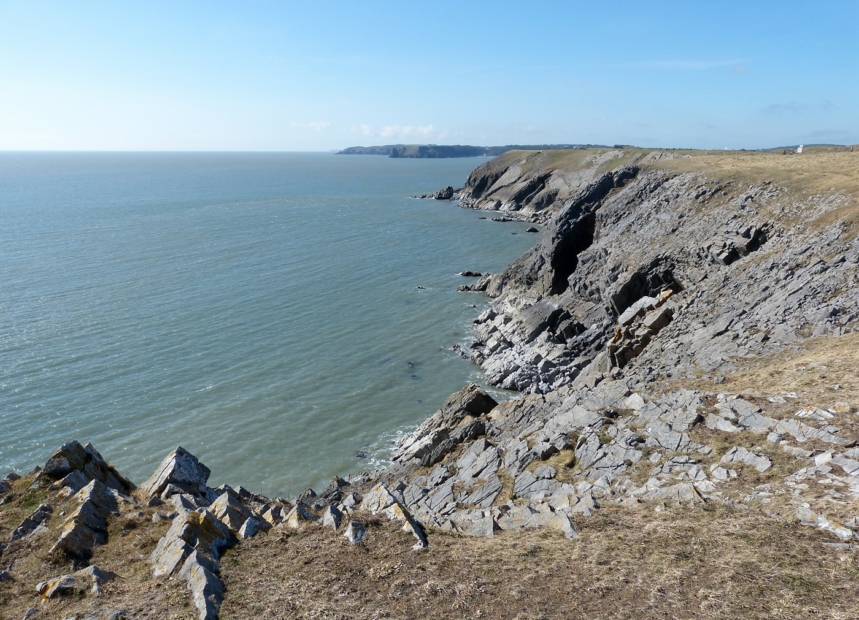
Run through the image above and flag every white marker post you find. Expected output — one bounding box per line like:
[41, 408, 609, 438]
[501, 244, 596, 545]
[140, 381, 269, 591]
[797, 144, 804, 154]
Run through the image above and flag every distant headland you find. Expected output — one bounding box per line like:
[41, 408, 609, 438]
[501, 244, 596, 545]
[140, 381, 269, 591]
[337, 144, 618, 158]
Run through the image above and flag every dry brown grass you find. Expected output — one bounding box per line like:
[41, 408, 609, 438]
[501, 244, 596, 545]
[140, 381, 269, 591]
[0, 475, 193, 620]
[215, 505, 859, 620]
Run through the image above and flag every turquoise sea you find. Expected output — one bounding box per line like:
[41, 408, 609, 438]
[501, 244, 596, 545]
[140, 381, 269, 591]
[0, 153, 535, 496]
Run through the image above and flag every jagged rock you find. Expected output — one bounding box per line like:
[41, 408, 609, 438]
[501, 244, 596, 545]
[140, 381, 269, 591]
[141, 447, 212, 501]
[321, 505, 343, 530]
[237, 516, 266, 539]
[35, 441, 133, 493]
[383, 501, 428, 549]
[393, 384, 497, 465]
[455, 439, 501, 482]
[11, 504, 52, 541]
[259, 504, 285, 526]
[463, 475, 502, 507]
[209, 492, 253, 532]
[177, 550, 223, 620]
[285, 503, 318, 528]
[496, 504, 577, 538]
[360, 484, 398, 513]
[705, 413, 741, 433]
[775, 419, 848, 445]
[720, 446, 772, 473]
[50, 470, 89, 495]
[37, 565, 116, 599]
[344, 521, 366, 544]
[150, 510, 235, 578]
[52, 479, 122, 560]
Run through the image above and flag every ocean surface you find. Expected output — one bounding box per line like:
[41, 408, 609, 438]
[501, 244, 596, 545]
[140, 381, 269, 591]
[0, 152, 536, 496]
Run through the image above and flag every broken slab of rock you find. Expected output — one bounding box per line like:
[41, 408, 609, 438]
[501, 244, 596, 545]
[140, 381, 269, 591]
[150, 510, 236, 620]
[52, 479, 121, 561]
[361, 483, 428, 548]
[37, 565, 117, 599]
[284, 502, 318, 529]
[34, 441, 134, 494]
[209, 491, 253, 532]
[393, 383, 497, 466]
[140, 447, 213, 503]
[11, 504, 52, 541]
[321, 504, 343, 530]
[344, 521, 366, 544]
[720, 446, 772, 473]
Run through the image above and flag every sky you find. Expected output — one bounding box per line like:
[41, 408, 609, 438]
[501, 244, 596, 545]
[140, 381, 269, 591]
[0, 1, 857, 151]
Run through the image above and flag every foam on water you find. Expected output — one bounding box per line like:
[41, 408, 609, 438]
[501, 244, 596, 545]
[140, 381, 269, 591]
[0, 152, 536, 496]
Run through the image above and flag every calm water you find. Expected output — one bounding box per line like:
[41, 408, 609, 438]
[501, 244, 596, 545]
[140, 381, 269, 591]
[0, 152, 535, 496]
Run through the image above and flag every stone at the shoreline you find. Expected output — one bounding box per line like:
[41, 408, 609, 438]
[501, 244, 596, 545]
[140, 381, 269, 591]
[141, 447, 212, 501]
[459, 270, 483, 277]
[393, 383, 497, 465]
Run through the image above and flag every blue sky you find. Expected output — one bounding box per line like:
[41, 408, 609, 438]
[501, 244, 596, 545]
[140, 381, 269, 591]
[1, 1, 856, 150]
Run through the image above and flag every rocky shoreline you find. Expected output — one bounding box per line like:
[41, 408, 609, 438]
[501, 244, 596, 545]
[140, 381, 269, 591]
[3, 148, 859, 619]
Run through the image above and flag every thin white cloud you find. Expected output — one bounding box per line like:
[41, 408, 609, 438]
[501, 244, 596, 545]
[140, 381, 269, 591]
[290, 120, 332, 132]
[355, 123, 448, 140]
[609, 59, 745, 70]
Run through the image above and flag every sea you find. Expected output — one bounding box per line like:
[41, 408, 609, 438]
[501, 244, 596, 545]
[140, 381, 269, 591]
[0, 152, 536, 497]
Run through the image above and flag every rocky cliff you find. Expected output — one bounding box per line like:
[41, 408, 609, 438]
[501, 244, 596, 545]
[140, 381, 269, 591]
[2, 148, 859, 619]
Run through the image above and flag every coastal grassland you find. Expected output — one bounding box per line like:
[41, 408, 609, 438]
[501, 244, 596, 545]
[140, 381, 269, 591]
[659, 149, 859, 231]
[0, 474, 194, 619]
[216, 505, 859, 620]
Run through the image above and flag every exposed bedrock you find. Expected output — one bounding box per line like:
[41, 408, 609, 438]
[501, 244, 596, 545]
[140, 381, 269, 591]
[459, 162, 857, 395]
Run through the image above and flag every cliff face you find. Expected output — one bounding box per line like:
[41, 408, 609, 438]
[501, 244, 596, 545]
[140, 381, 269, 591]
[461, 150, 859, 396]
[458, 148, 645, 221]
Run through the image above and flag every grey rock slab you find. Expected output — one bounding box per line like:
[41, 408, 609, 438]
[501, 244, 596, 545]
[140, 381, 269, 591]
[463, 475, 503, 508]
[736, 412, 778, 434]
[35, 441, 134, 494]
[360, 484, 398, 513]
[643, 421, 696, 452]
[720, 446, 772, 473]
[237, 516, 266, 539]
[321, 505, 343, 530]
[393, 384, 497, 462]
[533, 465, 557, 479]
[513, 472, 559, 500]
[775, 419, 849, 445]
[705, 413, 741, 433]
[209, 492, 252, 532]
[830, 455, 859, 476]
[344, 521, 366, 543]
[455, 439, 501, 482]
[140, 447, 211, 500]
[285, 503, 318, 528]
[11, 503, 52, 541]
[178, 551, 224, 620]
